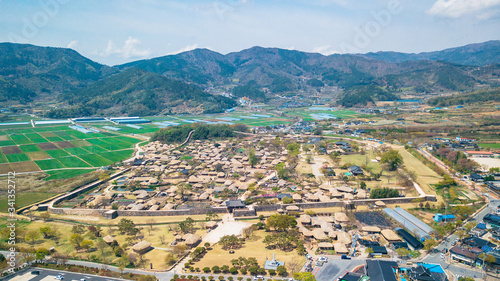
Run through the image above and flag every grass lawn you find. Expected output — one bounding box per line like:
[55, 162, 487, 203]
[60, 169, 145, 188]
[341, 151, 381, 173]
[20, 144, 43, 153]
[192, 230, 305, 273]
[79, 153, 114, 167]
[6, 153, 30, 162]
[0, 192, 56, 211]
[44, 169, 97, 180]
[35, 159, 65, 170]
[46, 149, 71, 158]
[479, 143, 500, 149]
[57, 156, 92, 168]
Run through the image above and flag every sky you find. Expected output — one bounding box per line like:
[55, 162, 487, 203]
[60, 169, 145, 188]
[1, 0, 499, 66]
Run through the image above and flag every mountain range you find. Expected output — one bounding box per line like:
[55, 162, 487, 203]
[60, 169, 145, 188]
[0, 40, 499, 116]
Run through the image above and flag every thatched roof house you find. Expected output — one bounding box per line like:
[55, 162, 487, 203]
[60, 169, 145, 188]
[132, 241, 152, 254]
[103, 235, 115, 244]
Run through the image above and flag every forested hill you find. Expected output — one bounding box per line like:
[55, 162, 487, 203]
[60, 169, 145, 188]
[45, 68, 237, 118]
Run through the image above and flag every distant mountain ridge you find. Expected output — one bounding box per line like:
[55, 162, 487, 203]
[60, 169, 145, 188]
[0, 40, 499, 113]
[359, 40, 500, 66]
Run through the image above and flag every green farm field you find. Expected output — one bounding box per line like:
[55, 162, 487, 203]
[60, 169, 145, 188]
[479, 143, 500, 149]
[0, 124, 142, 176]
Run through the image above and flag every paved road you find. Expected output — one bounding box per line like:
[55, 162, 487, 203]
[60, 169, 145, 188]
[3, 267, 126, 281]
[422, 199, 500, 279]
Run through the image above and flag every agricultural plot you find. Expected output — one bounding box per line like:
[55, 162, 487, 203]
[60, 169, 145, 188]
[479, 143, 500, 149]
[37, 142, 59, 150]
[0, 125, 139, 177]
[10, 161, 40, 173]
[0, 192, 56, 210]
[46, 149, 71, 158]
[43, 169, 96, 180]
[10, 134, 32, 145]
[79, 153, 113, 167]
[64, 147, 91, 156]
[354, 211, 392, 227]
[26, 151, 51, 160]
[53, 141, 76, 149]
[6, 153, 30, 162]
[100, 149, 134, 162]
[1, 146, 22, 154]
[19, 144, 42, 153]
[57, 156, 92, 168]
[25, 133, 49, 143]
[35, 159, 65, 170]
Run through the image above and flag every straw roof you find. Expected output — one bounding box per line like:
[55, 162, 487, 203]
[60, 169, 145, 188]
[381, 229, 401, 242]
[183, 234, 201, 246]
[334, 212, 349, 223]
[298, 214, 311, 225]
[292, 194, 302, 201]
[132, 241, 152, 253]
[375, 200, 386, 207]
[103, 235, 115, 244]
[286, 205, 300, 211]
[335, 231, 351, 245]
[318, 242, 334, 249]
[312, 228, 328, 241]
[206, 221, 218, 229]
[362, 226, 381, 233]
[334, 242, 349, 254]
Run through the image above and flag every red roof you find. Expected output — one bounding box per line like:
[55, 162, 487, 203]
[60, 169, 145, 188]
[465, 151, 493, 155]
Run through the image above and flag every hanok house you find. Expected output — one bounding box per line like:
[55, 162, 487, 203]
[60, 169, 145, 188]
[407, 265, 448, 281]
[102, 235, 116, 245]
[225, 199, 245, 213]
[132, 241, 152, 254]
[381, 229, 402, 243]
[450, 246, 477, 266]
[348, 165, 364, 176]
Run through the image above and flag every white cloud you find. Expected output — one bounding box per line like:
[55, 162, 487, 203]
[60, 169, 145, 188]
[100, 36, 151, 58]
[312, 45, 340, 55]
[166, 44, 200, 55]
[427, 0, 500, 18]
[67, 40, 79, 49]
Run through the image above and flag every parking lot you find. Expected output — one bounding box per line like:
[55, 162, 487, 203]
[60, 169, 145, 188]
[3, 268, 126, 281]
[306, 257, 364, 281]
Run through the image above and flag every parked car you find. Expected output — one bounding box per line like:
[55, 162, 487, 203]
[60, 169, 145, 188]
[54, 275, 64, 280]
[341, 255, 351, 260]
[440, 253, 445, 259]
[31, 271, 40, 275]
[315, 261, 323, 267]
[318, 256, 328, 262]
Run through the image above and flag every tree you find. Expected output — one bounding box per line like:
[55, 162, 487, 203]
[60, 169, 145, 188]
[248, 150, 258, 168]
[380, 149, 403, 171]
[69, 233, 84, 249]
[179, 217, 195, 233]
[395, 248, 410, 258]
[423, 238, 438, 251]
[464, 221, 477, 232]
[220, 235, 243, 250]
[275, 162, 286, 179]
[39, 226, 55, 239]
[360, 181, 367, 189]
[118, 218, 138, 235]
[99, 173, 111, 182]
[212, 265, 220, 273]
[72, 225, 86, 234]
[365, 248, 374, 255]
[117, 257, 129, 274]
[266, 214, 297, 232]
[277, 265, 287, 276]
[81, 240, 93, 252]
[165, 252, 176, 266]
[25, 230, 40, 244]
[39, 212, 50, 221]
[305, 155, 313, 164]
[35, 247, 50, 260]
[173, 244, 188, 256]
[96, 240, 108, 255]
[293, 272, 316, 281]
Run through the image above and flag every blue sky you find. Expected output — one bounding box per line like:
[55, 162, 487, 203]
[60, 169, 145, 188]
[1, 0, 499, 65]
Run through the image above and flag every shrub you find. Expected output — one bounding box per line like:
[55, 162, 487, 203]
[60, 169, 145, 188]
[203, 267, 211, 273]
[229, 267, 238, 274]
[268, 269, 276, 276]
[212, 266, 220, 273]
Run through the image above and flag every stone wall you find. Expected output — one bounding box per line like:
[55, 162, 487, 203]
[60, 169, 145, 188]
[48, 193, 436, 218]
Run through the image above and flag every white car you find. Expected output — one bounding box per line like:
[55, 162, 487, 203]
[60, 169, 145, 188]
[440, 253, 445, 259]
[54, 276, 64, 280]
[318, 256, 328, 262]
